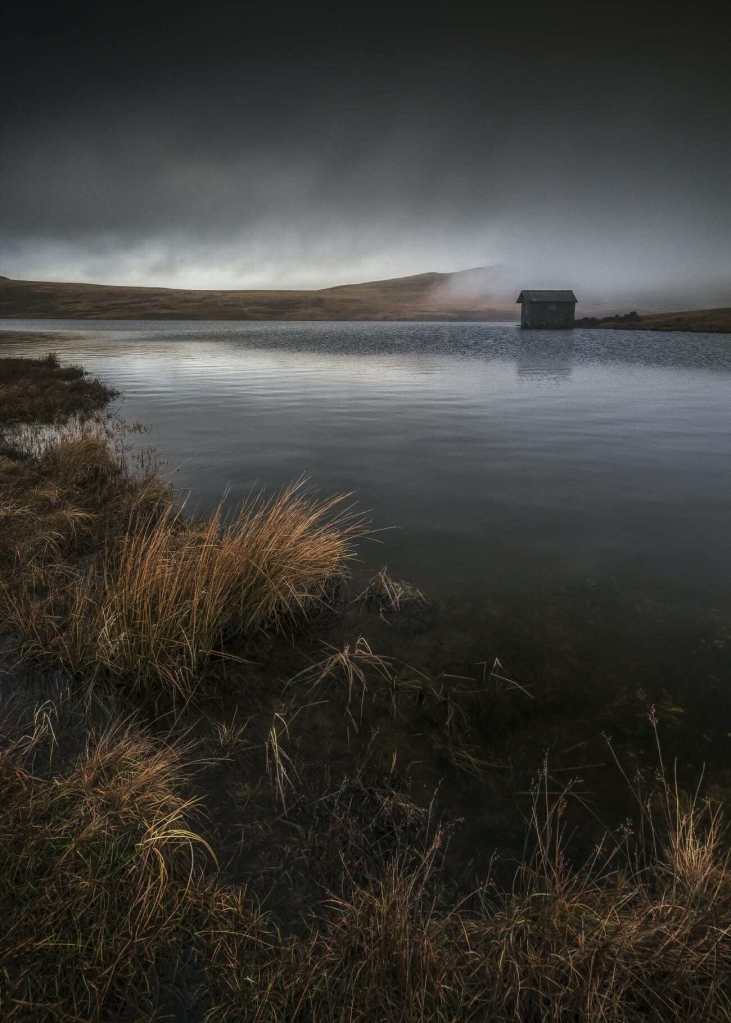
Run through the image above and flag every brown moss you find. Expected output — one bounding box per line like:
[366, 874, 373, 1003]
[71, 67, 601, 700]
[0, 353, 116, 427]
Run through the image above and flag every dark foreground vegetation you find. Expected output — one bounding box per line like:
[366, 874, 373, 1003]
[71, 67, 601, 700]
[1, 352, 731, 1021]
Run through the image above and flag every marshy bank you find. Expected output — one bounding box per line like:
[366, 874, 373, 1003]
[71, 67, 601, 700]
[1, 350, 731, 1021]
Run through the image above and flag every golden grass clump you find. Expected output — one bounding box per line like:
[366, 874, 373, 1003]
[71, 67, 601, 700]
[1, 354, 362, 701]
[53, 483, 363, 698]
[0, 718, 214, 1022]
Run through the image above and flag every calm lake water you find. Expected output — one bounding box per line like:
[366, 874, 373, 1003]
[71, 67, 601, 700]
[2, 320, 730, 704]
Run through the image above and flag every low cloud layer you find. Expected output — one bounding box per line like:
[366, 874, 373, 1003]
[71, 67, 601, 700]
[2, 3, 729, 308]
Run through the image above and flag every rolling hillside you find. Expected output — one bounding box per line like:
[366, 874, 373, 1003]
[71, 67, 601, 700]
[0, 269, 513, 321]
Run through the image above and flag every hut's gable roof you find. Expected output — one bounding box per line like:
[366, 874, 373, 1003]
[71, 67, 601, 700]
[516, 290, 577, 303]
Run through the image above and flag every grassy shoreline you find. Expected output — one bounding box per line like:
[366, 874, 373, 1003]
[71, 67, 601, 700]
[576, 307, 731, 333]
[1, 351, 730, 1020]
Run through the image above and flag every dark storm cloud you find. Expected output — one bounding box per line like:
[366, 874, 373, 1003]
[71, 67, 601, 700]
[2, 2, 730, 305]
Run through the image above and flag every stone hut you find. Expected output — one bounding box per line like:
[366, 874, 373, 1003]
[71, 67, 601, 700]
[517, 290, 577, 329]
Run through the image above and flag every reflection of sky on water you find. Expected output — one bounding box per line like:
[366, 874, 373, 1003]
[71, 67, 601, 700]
[1, 320, 730, 613]
[515, 337, 575, 382]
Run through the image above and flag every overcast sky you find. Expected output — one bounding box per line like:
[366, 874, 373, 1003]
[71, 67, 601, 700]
[2, 1, 730, 306]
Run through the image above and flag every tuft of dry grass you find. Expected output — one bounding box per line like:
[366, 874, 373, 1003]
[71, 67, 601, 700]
[290, 635, 397, 734]
[215, 709, 251, 758]
[1, 354, 363, 703]
[356, 566, 427, 619]
[265, 711, 299, 813]
[0, 716, 215, 1022]
[45, 483, 364, 699]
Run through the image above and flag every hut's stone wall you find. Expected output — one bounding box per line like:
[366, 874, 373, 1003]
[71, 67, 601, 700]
[521, 300, 576, 329]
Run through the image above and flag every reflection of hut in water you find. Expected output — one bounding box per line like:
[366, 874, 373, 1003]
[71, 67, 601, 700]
[516, 337, 574, 382]
[517, 290, 577, 329]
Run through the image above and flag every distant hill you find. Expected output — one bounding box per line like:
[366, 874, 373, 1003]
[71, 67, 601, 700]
[0, 269, 515, 321]
[3, 271, 728, 329]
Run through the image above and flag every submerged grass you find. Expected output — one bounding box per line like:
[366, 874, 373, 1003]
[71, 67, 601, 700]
[355, 565, 427, 619]
[290, 635, 397, 734]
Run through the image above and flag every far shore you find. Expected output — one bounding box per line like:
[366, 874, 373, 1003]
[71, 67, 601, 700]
[1, 272, 730, 332]
[576, 307, 731, 333]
